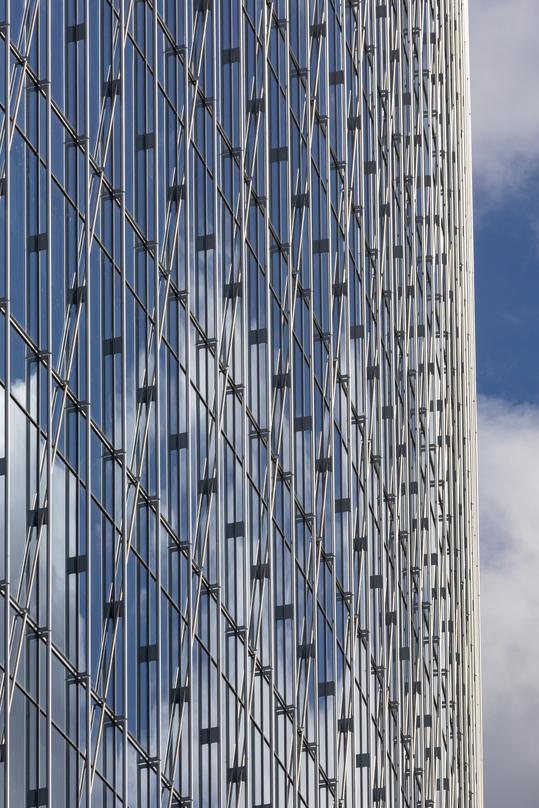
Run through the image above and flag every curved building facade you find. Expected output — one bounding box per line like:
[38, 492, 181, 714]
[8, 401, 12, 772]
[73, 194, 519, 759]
[0, 1, 482, 806]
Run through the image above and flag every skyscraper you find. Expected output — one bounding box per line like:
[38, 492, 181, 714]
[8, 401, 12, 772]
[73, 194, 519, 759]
[0, 0, 482, 806]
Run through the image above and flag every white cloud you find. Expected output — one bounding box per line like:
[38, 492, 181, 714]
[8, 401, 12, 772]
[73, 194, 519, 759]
[469, 0, 539, 198]
[478, 396, 539, 807]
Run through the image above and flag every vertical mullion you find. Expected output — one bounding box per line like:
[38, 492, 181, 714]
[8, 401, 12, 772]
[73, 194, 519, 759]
[209, 5, 223, 807]
[2, 5, 10, 807]
[244, 5, 272, 807]
[281, 5, 299, 808]
[84, 0, 92, 805]
[304, 4, 320, 804]
[340, 1, 355, 802]
[45, 0, 53, 804]
[260, 0, 275, 803]
[119, 1, 128, 804]
[152, 0, 163, 801]
[182, 4, 194, 802]
[238, 2, 252, 800]
[322, 0, 339, 794]
[357, 1, 371, 795]
[462, 1, 483, 800]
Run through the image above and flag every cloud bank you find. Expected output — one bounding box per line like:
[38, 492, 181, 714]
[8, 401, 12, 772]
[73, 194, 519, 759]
[478, 397, 539, 807]
[469, 0, 539, 198]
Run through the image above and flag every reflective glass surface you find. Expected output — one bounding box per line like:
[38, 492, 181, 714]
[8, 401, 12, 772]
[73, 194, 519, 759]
[0, 1, 482, 806]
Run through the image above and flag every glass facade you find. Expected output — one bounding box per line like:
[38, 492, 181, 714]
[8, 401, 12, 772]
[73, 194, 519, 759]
[0, 1, 482, 806]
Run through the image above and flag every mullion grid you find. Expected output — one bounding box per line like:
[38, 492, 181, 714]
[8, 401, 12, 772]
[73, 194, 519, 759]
[0, 1, 480, 807]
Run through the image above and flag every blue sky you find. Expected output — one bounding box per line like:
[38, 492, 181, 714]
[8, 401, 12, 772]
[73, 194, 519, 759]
[470, 1, 539, 805]
[475, 182, 539, 404]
